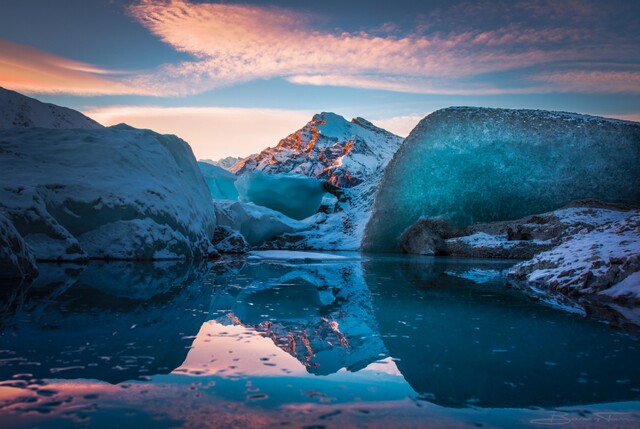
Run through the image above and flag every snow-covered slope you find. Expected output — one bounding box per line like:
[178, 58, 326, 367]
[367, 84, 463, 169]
[0, 125, 217, 262]
[0, 87, 102, 130]
[364, 107, 640, 252]
[230, 112, 403, 188]
[200, 156, 242, 170]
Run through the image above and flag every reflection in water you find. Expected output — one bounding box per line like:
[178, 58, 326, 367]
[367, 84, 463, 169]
[1, 255, 640, 428]
[0, 260, 211, 384]
[365, 257, 640, 408]
[206, 259, 386, 375]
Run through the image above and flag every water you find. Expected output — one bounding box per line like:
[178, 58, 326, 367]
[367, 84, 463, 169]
[1, 254, 639, 428]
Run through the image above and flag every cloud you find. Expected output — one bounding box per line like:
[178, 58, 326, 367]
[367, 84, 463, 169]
[0, 39, 153, 96]
[128, 0, 637, 95]
[371, 114, 426, 137]
[84, 105, 315, 159]
[532, 71, 640, 94]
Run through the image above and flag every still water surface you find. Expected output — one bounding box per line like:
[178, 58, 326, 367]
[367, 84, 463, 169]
[1, 254, 639, 428]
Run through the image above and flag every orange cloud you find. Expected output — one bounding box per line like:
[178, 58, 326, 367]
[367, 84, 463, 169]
[0, 39, 154, 96]
[128, 0, 603, 95]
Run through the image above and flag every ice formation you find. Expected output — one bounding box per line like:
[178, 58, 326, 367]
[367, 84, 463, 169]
[235, 171, 328, 220]
[0, 124, 217, 261]
[231, 112, 403, 187]
[213, 200, 309, 246]
[0, 87, 103, 130]
[0, 212, 38, 279]
[198, 161, 239, 200]
[364, 107, 640, 251]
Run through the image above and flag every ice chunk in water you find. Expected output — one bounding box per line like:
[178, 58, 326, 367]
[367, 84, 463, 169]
[235, 171, 327, 220]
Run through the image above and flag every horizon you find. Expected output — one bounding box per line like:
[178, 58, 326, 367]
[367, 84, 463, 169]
[1, 0, 639, 159]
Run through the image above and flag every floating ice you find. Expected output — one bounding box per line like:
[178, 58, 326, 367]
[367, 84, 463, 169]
[213, 200, 309, 246]
[235, 171, 327, 220]
[364, 107, 640, 251]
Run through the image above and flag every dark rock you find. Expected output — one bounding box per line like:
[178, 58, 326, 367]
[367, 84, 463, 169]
[399, 218, 459, 255]
[212, 226, 249, 254]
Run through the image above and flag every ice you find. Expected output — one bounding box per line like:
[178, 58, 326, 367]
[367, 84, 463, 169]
[0, 124, 217, 261]
[198, 161, 239, 200]
[0, 212, 37, 279]
[213, 200, 309, 246]
[364, 107, 640, 251]
[235, 171, 327, 220]
[248, 250, 350, 261]
[0, 87, 103, 130]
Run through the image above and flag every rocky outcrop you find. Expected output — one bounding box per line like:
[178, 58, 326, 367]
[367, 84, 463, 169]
[399, 200, 640, 307]
[212, 226, 249, 254]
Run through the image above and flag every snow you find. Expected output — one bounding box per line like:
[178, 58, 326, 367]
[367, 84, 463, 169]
[213, 200, 309, 246]
[508, 208, 640, 298]
[0, 211, 37, 279]
[230, 112, 403, 188]
[364, 107, 640, 251]
[248, 250, 349, 261]
[197, 161, 239, 200]
[235, 171, 327, 220]
[0, 87, 102, 130]
[601, 272, 640, 300]
[0, 124, 217, 261]
[199, 156, 242, 170]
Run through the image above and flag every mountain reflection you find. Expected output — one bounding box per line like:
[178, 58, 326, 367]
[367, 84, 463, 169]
[1, 255, 639, 415]
[206, 258, 386, 375]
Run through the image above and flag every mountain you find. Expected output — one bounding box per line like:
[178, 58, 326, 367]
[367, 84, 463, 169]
[230, 112, 403, 187]
[200, 156, 242, 170]
[0, 87, 103, 130]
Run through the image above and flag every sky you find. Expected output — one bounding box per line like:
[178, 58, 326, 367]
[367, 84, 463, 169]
[1, 0, 639, 159]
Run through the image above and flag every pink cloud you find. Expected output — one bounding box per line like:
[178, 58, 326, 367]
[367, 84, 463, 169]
[128, 0, 612, 95]
[0, 39, 154, 96]
[533, 71, 640, 94]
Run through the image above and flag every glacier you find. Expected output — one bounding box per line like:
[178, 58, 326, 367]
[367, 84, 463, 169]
[235, 171, 328, 220]
[0, 124, 217, 262]
[198, 161, 239, 200]
[0, 87, 103, 130]
[364, 107, 640, 252]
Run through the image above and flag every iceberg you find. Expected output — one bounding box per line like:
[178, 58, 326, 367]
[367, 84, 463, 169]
[198, 161, 239, 200]
[364, 107, 640, 251]
[213, 200, 309, 246]
[235, 171, 327, 220]
[0, 124, 217, 261]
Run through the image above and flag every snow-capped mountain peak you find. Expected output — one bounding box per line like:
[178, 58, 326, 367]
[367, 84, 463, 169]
[0, 87, 103, 130]
[230, 112, 403, 187]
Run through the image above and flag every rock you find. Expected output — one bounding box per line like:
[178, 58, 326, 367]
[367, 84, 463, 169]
[212, 226, 249, 254]
[0, 212, 38, 279]
[506, 206, 640, 303]
[399, 218, 458, 255]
